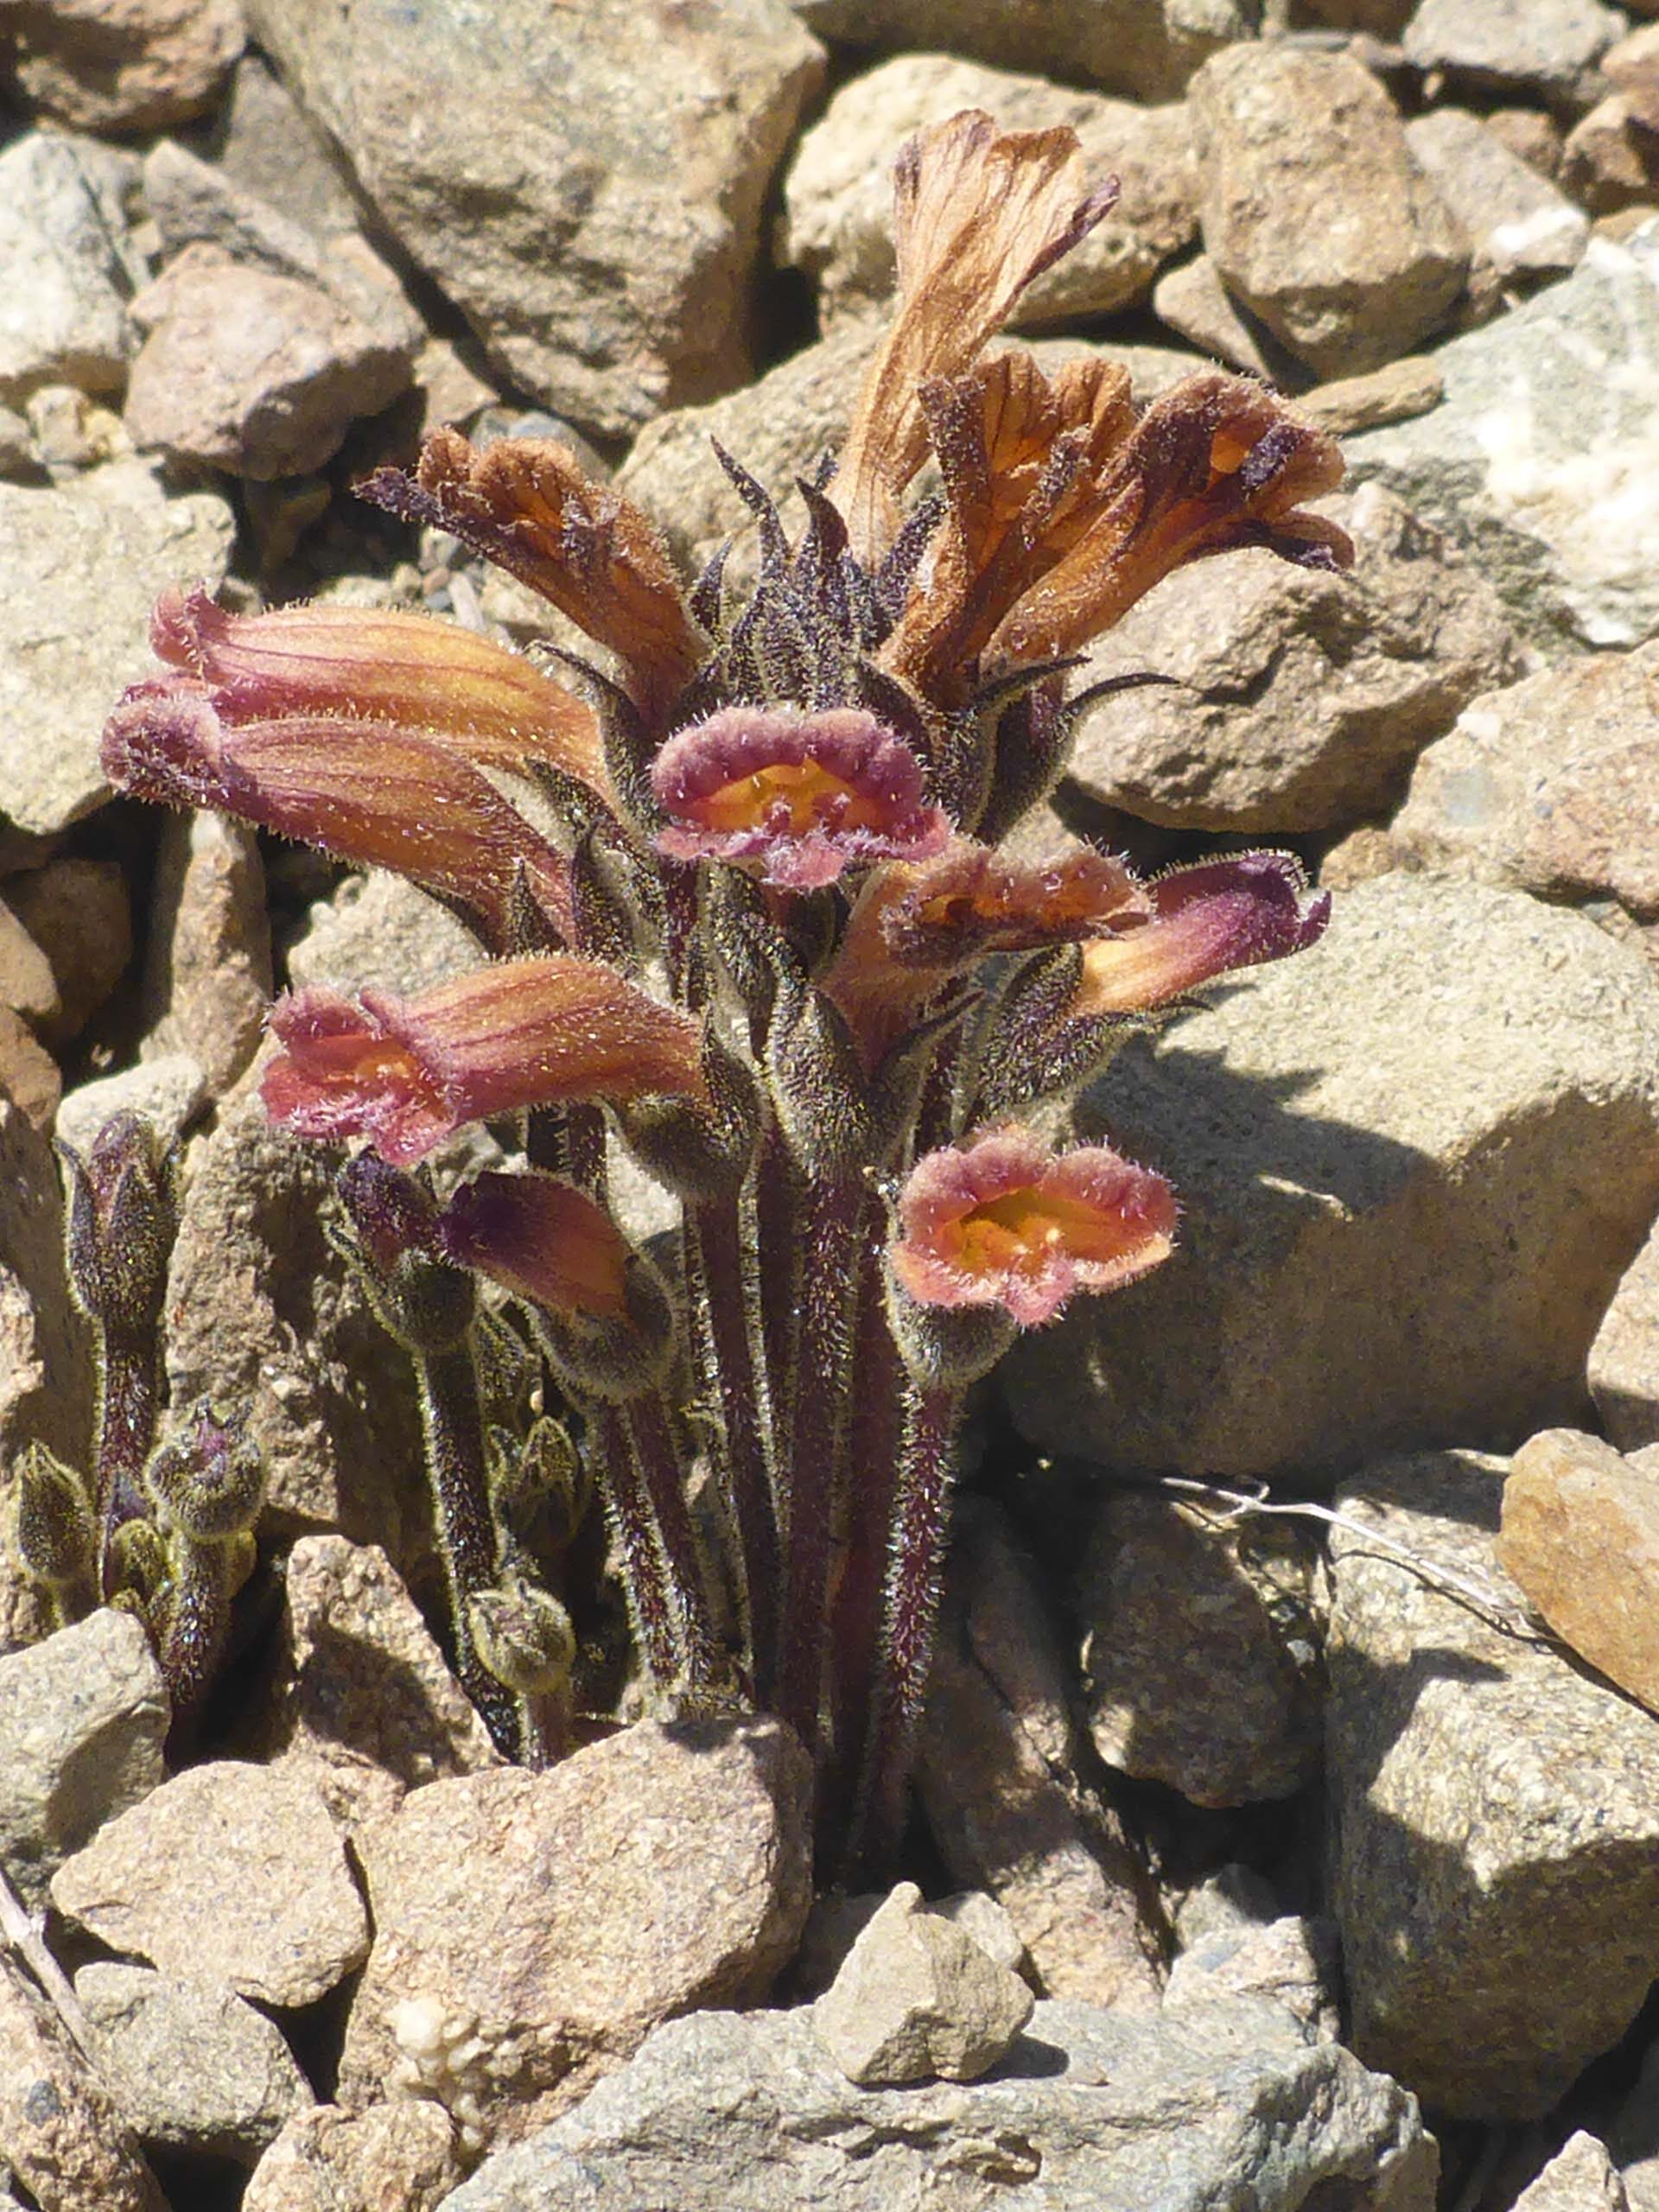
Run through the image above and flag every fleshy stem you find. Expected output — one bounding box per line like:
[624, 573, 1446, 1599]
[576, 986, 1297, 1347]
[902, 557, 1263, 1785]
[91, 1323, 164, 1598]
[590, 1403, 684, 1688]
[625, 1391, 720, 1693]
[416, 1344, 521, 1757]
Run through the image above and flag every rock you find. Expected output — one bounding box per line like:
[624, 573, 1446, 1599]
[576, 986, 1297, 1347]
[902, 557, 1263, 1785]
[51, 1760, 369, 2009]
[1345, 225, 1659, 650]
[777, 0, 1250, 103]
[55, 1051, 207, 1158]
[999, 877, 1659, 1480]
[792, 1887, 1027, 1998]
[162, 1084, 430, 1566]
[245, 2100, 464, 2212]
[1514, 2135, 1630, 2212]
[0, 1955, 166, 2212]
[338, 1718, 812, 2148]
[74, 1962, 313, 2163]
[124, 246, 413, 480]
[251, 1535, 501, 1835]
[1485, 106, 1570, 178]
[2, 0, 245, 133]
[1165, 1915, 1341, 2044]
[0, 133, 136, 404]
[1402, 0, 1625, 107]
[0, 405, 35, 480]
[1389, 646, 1659, 922]
[7, 858, 131, 1046]
[1188, 45, 1468, 378]
[0, 897, 59, 1028]
[1077, 1491, 1323, 1807]
[1592, 1220, 1659, 1450]
[1497, 1428, 1659, 1713]
[0, 1008, 62, 1131]
[1328, 1449, 1659, 2117]
[25, 383, 133, 475]
[0, 1096, 87, 1471]
[245, 0, 824, 438]
[137, 811, 270, 1095]
[0, 456, 234, 836]
[811, 1881, 1034, 2086]
[285, 867, 482, 1000]
[211, 52, 364, 243]
[918, 1502, 1166, 2009]
[0, 1611, 168, 1910]
[1615, 2044, 1659, 2211]
[1562, 94, 1659, 215]
[1152, 252, 1282, 378]
[781, 57, 1197, 327]
[1065, 481, 1523, 834]
[441, 1994, 1438, 2212]
[1405, 108, 1589, 284]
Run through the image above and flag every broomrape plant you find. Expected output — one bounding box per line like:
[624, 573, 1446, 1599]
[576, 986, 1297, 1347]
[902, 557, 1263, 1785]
[66, 112, 1344, 1871]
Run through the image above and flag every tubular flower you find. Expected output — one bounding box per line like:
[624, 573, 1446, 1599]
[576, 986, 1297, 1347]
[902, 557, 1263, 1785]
[879, 839, 1151, 965]
[1071, 853, 1332, 1016]
[261, 957, 707, 1166]
[652, 707, 950, 891]
[438, 1171, 631, 1321]
[146, 585, 605, 787]
[890, 1125, 1177, 1328]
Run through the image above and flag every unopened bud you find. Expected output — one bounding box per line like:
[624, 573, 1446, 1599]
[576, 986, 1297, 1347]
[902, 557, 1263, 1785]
[467, 1577, 576, 1697]
[9, 1443, 95, 1593]
[335, 1155, 476, 1355]
[489, 1415, 586, 1549]
[144, 1403, 266, 1543]
[60, 1112, 178, 1335]
[617, 1027, 759, 1200]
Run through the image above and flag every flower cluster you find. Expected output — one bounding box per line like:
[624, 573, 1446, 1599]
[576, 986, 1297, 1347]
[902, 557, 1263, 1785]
[97, 111, 1341, 1871]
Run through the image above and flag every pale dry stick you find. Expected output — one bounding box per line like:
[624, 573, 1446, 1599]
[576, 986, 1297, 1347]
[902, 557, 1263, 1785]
[0, 1857, 93, 2058]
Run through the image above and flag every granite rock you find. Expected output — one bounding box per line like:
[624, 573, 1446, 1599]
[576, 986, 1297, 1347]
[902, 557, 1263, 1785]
[0, 1096, 88, 1478]
[137, 810, 270, 1094]
[1591, 1218, 1659, 1451]
[1402, 0, 1625, 107]
[0, 1955, 165, 2212]
[1405, 108, 1589, 286]
[0, 133, 137, 404]
[2, 0, 245, 133]
[245, 2100, 464, 2212]
[1514, 2134, 1630, 2212]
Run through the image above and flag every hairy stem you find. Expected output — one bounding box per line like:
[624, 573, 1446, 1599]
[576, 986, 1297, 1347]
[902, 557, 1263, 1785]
[92, 1321, 163, 1597]
[416, 1344, 519, 1758]
[626, 1392, 720, 1693]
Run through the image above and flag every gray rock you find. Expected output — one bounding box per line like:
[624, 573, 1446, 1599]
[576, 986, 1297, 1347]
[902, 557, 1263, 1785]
[1077, 1491, 1323, 1806]
[1389, 645, 1659, 923]
[338, 1719, 813, 2149]
[1513, 2134, 1630, 2212]
[0, 1610, 168, 1910]
[778, 0, 1250, 102]
[74, 1962, 313, 2163]
[1328, 1450, 1659, 2117]
[52, 1760, 369, 2009]
[781, 57, 1197, 327]
[0, 1096, 87, 1500]
[1065, 480, 1524, 833]
[1402, 0, 1625, 105]
[1152, 252, 1282, 378]
[793, 1887, 1027, 1998]
[1164, 1915, 1342, 2044]
[1561, 92, 1659, 216]
[999, 876, 1659, 1481]
[1344, 226, 1659, 650]
[439, 1994, 1438, 2211]
[0, 134, 137, 404]
[812, 1881, 1034, 2086]
[1189, 46, 1468, 378]
[0, 1955, 166, 2212]
[285, 867, 481, 1000]
[138, 810, 271, 1096]
[211, 52, 365, 243]
[1405, 109, 1589, 285]
[9, 855, 134, 1046]
[245, 0, 825, 437]
[245, 2100, 464, 2212]
[0, 455, 234, 836]
[55, 1051, 207, 1158]
[2, 0, 245, 134]
[1591, 1217, 1659, 1451]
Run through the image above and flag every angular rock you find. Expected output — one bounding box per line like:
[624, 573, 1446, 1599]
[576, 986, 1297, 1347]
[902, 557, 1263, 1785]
[252, 1535, 501, 1835]
[55, 1049, 207, 1157]
[918, 1503, 1165, 2009]
[1077, 1491, 1323, 1807]
[125, 245, 413, 480]
[781, 56, 1197, 327]
[442, 1995, 1437, 2212]
[25, 382, 133, 475]
[246, 0, 824, 438]
[1065, 480, 1522, 833]
[0, 1096, 87, 1474]
[339, 1719, 812, 2147]
[0, 1610, 168, 1910]
[1390, 645, 1659, 922]
[0, 456, 234, 836]
[1591, 1219, 1659, 1451]
[1164, 1915, 1342, 2044]
[212, 52, 364, 243]
[1515, 2134, 1630, 2212]
[285, 867, 481, 1001]
[1152, 252, 1281, 378]
[0, 134, 136, 403]
[1000, 877, 1659, 1480]
[1345, 225, 1659, 650]
[1562, 93, 1659, 215]
[0, 1007, 62, 1132]
[245, 2100, 463, 2212]
[1497, 1427, 1659, 1713]
[0, 897, 58, 1028]
[792, 1887, 1027, 1998]
[51, 1760, 369, 2009]
[1405, 109, 1589, 285]
[2, 0, 245, 133]
[7, 856, 131, 1046]
[75, 1962, 312, 2164]
[1188, 46, 1467, 378]
[778, 0, 1250, 103]
[812, 1881, 1033, 2086]
[1328, 1450, 1659, 2117]
[0, 1955, 165, 2212]
[137, 810, 270, 1094]
[1304, 357, 1446, 441]
[1402, 0, 1624, 106]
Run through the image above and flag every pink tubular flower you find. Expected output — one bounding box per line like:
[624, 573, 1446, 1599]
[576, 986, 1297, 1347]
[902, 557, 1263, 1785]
[260, 956, 707, 1166]
[439, 1171, 630, 1320]
[1073, 853, 1331, 1017]
[890, 1125, 1177, 1328]
[651, 707, 950, 891]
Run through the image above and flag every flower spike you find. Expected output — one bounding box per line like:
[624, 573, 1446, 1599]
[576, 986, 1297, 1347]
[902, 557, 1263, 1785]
[1072, 852, 1331, 1016]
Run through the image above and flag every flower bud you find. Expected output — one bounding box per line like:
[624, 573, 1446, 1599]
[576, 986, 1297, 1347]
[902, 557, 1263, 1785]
[60, 1112, 178, 1337]
[334, 1156, 477, 1356]
[144, 1403, 266, 1543]
[9, 1442, 95, 1596]
[467, 1576, 577, 1697]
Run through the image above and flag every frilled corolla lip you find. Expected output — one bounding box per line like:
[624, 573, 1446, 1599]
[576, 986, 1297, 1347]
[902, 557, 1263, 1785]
[102, 677, 575, 950]
[651, 706, 950, 892]
[890, 1124, 1176, 1328]
[148, 585, 605, 788]
[1071, 852, 1331, 1016]
[260, 957, 708, 1166]
[438, 1170, 630, 1320]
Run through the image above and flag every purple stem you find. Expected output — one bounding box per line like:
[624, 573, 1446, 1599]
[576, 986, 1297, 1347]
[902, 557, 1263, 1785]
[416, 1344, 520, 1758]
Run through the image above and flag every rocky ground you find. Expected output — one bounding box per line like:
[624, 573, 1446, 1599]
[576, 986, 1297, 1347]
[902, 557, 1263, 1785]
[3, 0, 1659, 2206]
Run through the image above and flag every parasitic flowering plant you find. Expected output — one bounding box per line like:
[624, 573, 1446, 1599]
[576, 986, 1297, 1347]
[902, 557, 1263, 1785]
[92, 112, 1344, 1871]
